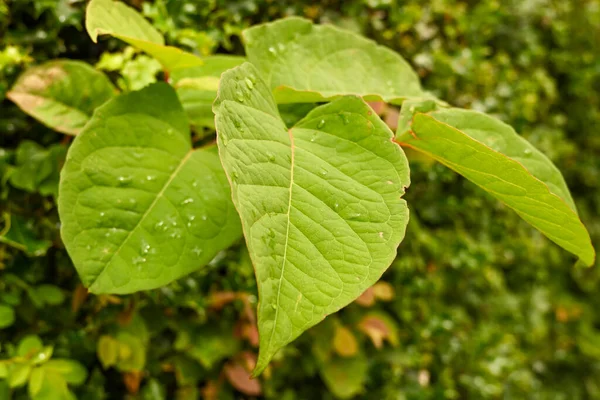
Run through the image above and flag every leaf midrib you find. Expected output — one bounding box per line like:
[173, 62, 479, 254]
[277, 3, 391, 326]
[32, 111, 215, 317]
[265, 128, 296, 353]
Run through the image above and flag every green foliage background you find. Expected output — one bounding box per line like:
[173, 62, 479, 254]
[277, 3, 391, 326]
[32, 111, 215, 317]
[1, 0, 599, 398]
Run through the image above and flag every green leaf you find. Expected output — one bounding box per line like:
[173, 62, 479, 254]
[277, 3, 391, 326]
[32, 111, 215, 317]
[0, 304, 15, 329]
[17, 335, 44, 357]
[35, 284, 65, 306]
[28, 370, 72, 400]
[86, 0, 203, 71]
[8, 141, 66, 197]
[44, 360, 87, 385]
[171, 55, 245, 128]
[97, 335, 119, 369]
[214, 63, 410, 375]
[114, 332, 145, 372]
[187, 325, 240, 369]
[243, 17, 425, 104]
[319, 355, 369, 399]
[58, 83, 242, 294]
[7, 60, 116, 135]
[8, 363, 31, 388]
[0, 214, 52, 257]
[28, 367, 45, 398]
[398, 108, 595, 265]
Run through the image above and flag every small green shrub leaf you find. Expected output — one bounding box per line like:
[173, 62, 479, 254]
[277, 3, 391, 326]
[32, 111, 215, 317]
[0, 214, 52, 257]
[319, 355, 369, 399]
[243, 17, 425, 104]
[44, 360, 88, 385]
[171, 55, 246, 128]
[7, 60, 116, 135]
[398, 108, 595, 265]
[86, 0, 203, 71]
[58, 83, 242, 294]
[214, 63, 410, 375]
[0, 304, 15, 329]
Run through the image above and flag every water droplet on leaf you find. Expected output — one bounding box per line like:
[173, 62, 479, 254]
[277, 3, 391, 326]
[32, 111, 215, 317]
[317, 119, 325, 129]
[117, 176, 132, 185]
[245, 78, 254, 89]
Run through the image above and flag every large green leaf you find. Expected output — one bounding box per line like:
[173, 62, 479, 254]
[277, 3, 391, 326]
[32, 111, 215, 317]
[214, 63, 410, 374]
[171, 55, 246, 128]
[243, 17, 425, 104]
[7, 60, 116, 135]
[58, 83, 242, 294]
[397, 108, 595, 265]
[86, 0, 203, 71]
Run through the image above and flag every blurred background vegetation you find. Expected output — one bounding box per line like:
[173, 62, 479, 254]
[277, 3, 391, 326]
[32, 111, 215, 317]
[1, 0, 599, 398]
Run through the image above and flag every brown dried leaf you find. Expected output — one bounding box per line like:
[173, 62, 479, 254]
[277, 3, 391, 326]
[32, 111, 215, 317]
[224, 356, 262, 396]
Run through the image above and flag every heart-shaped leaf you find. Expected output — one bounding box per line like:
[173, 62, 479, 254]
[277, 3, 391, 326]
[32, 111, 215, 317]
[86, 0, 203, 70]
[7, 60, 116, 135]
[398, 108, 595, 265]
[243, 17, 425, 104]
[58, 83, 242, 294]
[214, 63, 410, 374]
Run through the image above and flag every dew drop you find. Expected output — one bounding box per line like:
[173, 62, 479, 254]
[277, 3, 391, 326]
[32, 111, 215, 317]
[201, 215, 207, 221]
[268, 46, 277, 56]
[232, 171, 239, 180]
[146, 175, 156, 181]
[320, 169, 328, 176]
[141, 240, 150, 255]
[341, 113, 350, 125]
[181, 198, 194, 205]
[266, 152, 276, 162]
[100, 212, 105, 217]
[271, 304, 277, 310]
[317, 119, 325, 129]
[192, 247, 203, 256]
[248, 73, 257, 83]
[524, 149, 532, 155]
[155, 221, 164, 230]
[192, 180, 199, 188]
[117, 175, 132, 185]
[245, 77, 254, 90]
[334, 202, 339, 209]
[277, 43, 286, 52]
[235, 91, 245, 102]
[132, 256, 146, 265]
